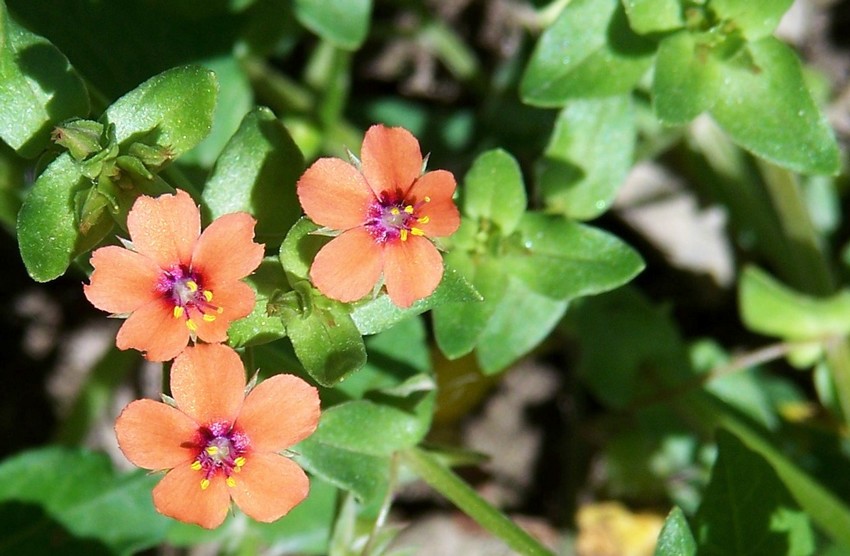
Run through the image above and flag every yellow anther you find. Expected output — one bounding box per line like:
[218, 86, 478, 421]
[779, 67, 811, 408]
[226, 476, 236, 488]
[203, 314, 216, 322]
[424, 196, 431, 202]
[186, 319, 198, 332]
[417, 215, 430, 224]
[190, 460, 202, 471]
[173, 306, 185, 319]
[200, 479, 210, 490]
[203, 290, 213, 302]
[205, 446, 219, 456]
[216, 307, 224, 314]
[234, 456, 246, 468]
[411, 227, 425, 236]
[186, 280, 198, 292]
[400, 229, 408, 241]
[404, 205, 414, 214]
[390, 207, 400, 215]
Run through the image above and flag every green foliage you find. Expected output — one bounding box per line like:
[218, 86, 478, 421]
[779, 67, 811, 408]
[654, 507, 696, 556]
[0, 447, 168, 554]
[0, 0, 88, 157]
[694, 430, 815, 555]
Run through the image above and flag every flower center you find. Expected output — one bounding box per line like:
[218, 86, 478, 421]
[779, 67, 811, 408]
[157, 265, 223, 332]
[365, 192, 431, 244]
[190, 421, 250, 490]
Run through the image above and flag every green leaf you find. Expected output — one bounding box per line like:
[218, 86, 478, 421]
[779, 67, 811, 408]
[310, 393, 434, 456]
[203, 107, 304, 248]
[694, 429, 815, 556]
[16, 153, 87, 281]
[710, 38, 839, 175]
[227, 258, 289, 348]
[283, 296, 367, 387]
[463, 149, 526, 235]
[538, 95, 636, 219]
[652, 31, 722, 124]
[574, 287, 693, 408]
[280, 217, 325, 284]
[103, 65, 217, 158]
[654, 507, 697, 556]
[520, 0, 655, 105]
[506, 213, 645, 301]
[0, 446, 168, 554]
[739, 265, 850, 341]
[622, 0, 684, 34]
[433, 255, 508, 359]
[350, 264, 481, 336]
[476, 276, 569, 374]
[0, 0, 88, 157]
[710, 0, 794, 40]
[180, 55, 252, 168]
[294, 439, 389, 505]
[293, 0, 372, 50]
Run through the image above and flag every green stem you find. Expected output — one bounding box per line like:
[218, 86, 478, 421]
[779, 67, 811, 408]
[400, 447, 554, 556]
[825, 339, 850, 426]
[758, 161, 833, 295]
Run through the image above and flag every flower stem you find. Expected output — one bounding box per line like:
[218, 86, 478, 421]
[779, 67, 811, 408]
[400, 447, 554, 556]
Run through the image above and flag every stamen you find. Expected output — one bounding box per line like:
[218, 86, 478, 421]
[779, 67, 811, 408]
[203, 290, 213, 302]
[400, 229, 409, 241]
[418, 216, 430, 224]
[186, 280, 198, 292]
[424, 196, 431, 202]
[206, 446, 219, 456]
[411, 227, 425, 236]
[226, 477, 236, 488]
[216, 307, 224, 314]
[203, 314, 216, 322]
[200, 479, 210, 490]
[390, 207, 400, 216]
[234, 457, 246, 468]
[173, 306, 184, 319]
[191, 460, 202, 471]
[186, 319, 198, 332]
[404, 205, 414, 214]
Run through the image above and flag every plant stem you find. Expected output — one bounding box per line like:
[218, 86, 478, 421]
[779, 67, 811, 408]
[400, 447, 554, 556]
[758, 161, 833, 296]
[825, 339, 850, 425]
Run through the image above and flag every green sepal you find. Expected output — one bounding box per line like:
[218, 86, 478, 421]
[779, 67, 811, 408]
[51, 119, 103, 161]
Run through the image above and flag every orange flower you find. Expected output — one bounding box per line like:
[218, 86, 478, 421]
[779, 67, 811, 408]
[84, 190, 264, 361]
[115, 343, 321, 529]
[297, 124, 460, 308]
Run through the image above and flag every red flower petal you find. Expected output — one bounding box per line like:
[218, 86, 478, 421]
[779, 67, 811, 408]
[192, 212, 264, 285]
[170, 344, 246, 426]
[361, 125, 422, 198]
[127, 190, 200, 269]
[84, 246, 161, 314]
[407, 170, 461, 237]
[309, 227, 383, 303]
[192, 280, 256, 344]
[383, 235, 444, 308]
[229, 452, 309, 523]
[152, 465, 230, 529]
[115, 399, 199, 470]
[116, 299, 190, 362]
[297, 158, 374, 229]
[236, 374, 320, 452]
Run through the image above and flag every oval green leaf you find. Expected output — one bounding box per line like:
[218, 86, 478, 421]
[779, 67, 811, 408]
[520, 0, 655, 106]
[203, 107, 304, 248]
[710, 38, 840, 175]
[103, 65, 217, 157]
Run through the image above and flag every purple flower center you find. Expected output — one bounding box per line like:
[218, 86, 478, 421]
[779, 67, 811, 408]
[156, 265, 222, 331]
[191, 421, 250, 489]
[364, 191, 431, 244]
